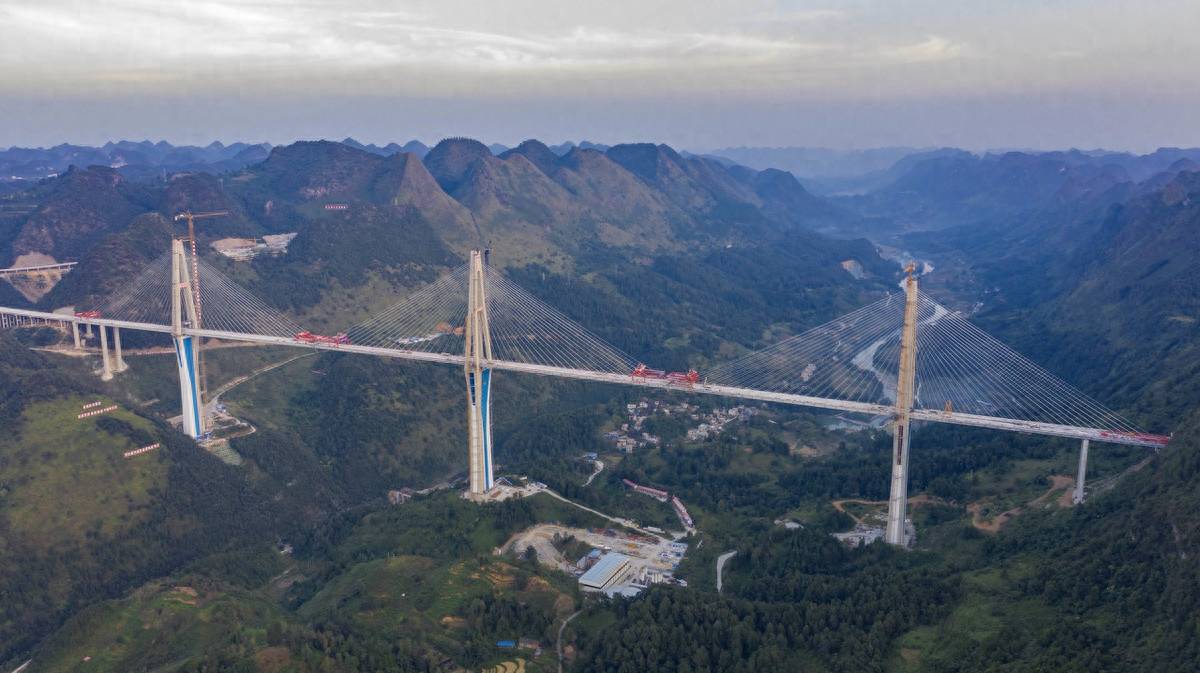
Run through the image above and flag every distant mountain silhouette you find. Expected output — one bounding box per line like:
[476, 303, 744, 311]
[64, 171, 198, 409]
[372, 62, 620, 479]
[0, 140, 272, 183]
[1, 136, 877, 313]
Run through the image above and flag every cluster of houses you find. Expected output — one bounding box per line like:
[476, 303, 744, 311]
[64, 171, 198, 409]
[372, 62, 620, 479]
[685, 404, 756, 441]
[603, 398, 758, 452]
[603, 399, 668, 452]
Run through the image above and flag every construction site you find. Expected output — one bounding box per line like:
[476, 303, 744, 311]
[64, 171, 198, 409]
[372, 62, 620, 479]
[499, 523, 688, 597]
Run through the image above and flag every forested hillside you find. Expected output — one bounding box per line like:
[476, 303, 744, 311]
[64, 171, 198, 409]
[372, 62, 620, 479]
[3, 141, 1200, 672]
[0, 334, 324, 662]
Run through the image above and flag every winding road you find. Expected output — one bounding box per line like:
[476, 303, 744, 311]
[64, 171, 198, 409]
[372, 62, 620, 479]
[716, 550, 737, 594]
[558, 610, 581, 673]
[583, 459, 604, 486]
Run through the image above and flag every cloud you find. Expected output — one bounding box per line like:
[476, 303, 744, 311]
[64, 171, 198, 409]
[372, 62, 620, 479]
[0, 1, 824, 74]
[882, 36, 964, 64]
[1, 0, 1190, 105]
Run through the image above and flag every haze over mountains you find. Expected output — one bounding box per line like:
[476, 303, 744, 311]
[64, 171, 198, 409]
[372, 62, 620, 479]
[0, 138, 618, 186]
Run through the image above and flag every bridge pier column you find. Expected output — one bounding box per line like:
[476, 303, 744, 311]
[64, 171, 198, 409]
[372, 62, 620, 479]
[1072, 439, 1090, 505]
[71, 321, 81, 349]
[98, 325, 113, 381]
[113, 327, 128, 372]
[85, 322, 93, 339]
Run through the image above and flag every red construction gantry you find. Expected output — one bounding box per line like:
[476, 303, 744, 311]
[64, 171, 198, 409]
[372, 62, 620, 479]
[667, 370, 701, 387]
[294, 331, 350, 347]
[631, 363, 667, 379]
[631, 364, 700, 387]
[1098, 430, 1171, 447]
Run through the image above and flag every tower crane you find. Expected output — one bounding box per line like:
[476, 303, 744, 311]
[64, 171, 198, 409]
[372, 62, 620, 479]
[172, 210, 229, 434]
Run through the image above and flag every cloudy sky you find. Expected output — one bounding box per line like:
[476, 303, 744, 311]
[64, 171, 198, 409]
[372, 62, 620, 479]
[1, 0, 1196, 151]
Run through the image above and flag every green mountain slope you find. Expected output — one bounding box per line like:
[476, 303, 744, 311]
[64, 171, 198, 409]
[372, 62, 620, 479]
[0, 336, 325, 663]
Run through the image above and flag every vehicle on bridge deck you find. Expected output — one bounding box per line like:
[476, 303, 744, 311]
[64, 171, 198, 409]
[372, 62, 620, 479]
[294, 331, 350, 346]
[74, 310, 102, 319]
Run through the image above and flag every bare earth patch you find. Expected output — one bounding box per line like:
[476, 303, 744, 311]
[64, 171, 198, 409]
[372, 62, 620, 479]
[254, 646, 291, 673]
[970, 475, 1075, 533]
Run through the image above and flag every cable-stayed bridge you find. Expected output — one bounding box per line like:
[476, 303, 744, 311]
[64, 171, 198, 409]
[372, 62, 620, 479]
[0, 242, 1169, 545]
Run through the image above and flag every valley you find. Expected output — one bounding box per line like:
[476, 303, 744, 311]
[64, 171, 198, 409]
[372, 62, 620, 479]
[0, 136, 1198, 673]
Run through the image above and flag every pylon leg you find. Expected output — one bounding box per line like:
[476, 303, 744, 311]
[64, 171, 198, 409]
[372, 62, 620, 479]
[98, 326, 113, 381]
[466, 368, 494, 494]
[1072, 439, 1089, 505]
[173, 335, 203, 437]
[885, 419, 911, 545]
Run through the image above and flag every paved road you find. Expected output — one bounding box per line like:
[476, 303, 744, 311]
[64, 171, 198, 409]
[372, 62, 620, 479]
[558, 610, 582, 673]
[169, 351, 316, 426]
[539, 488, 667, 541]
[208, 351, 315, 401]
[716, 550, 737, 594]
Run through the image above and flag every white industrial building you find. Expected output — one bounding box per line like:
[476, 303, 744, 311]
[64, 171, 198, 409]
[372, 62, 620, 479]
[578, 552, 631, 591]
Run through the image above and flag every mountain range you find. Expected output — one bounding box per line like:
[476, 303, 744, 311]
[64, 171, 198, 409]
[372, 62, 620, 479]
[3, 134, 1200, 672]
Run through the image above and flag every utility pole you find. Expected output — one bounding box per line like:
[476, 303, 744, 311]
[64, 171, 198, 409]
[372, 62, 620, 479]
[886, 263, 920, 546]
[172, 210, 228, 432]
[464, 250, 495, 495]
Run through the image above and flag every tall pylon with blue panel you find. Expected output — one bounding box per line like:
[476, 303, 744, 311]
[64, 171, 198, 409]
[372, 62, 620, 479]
[465, 250, 495, 494]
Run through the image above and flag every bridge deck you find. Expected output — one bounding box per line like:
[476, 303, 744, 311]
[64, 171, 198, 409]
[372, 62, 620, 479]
[0, 306, 1169, 448]
[0, 262, 78, 277]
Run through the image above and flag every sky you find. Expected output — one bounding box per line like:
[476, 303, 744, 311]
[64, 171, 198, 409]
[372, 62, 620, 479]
[1, 0, 1198, 152]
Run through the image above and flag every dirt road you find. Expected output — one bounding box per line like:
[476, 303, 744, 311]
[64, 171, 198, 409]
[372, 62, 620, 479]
[716, 550, 737, 594]
[969, 475, 1074, 533]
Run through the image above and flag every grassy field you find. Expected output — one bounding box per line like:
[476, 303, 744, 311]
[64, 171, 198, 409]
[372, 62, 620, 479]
[31, 580, 289, 673]
[0, 396, 167, 547]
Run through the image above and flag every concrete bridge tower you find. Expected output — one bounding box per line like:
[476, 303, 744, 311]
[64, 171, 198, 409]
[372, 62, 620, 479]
[886, 264, 920, 546]
[464, 250, 495, 494]
[171, 238, 204, 438]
